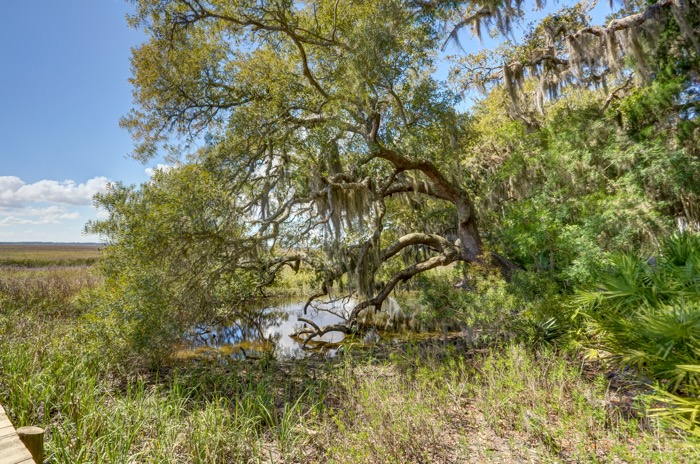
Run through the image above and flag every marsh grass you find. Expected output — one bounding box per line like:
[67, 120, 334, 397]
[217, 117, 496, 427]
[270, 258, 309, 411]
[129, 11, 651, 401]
[0, 266, 100, 318]
[0, 244, 101, 267]
[1, 263, 698, 462]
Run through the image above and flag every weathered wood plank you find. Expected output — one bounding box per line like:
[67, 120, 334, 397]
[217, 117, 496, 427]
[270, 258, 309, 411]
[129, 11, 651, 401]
[0, 438, 34, 464]
[0, 404, 36, 464]
[0, 425, 16, 439]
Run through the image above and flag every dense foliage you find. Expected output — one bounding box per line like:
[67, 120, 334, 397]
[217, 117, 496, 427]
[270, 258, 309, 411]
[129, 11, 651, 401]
[3, 268, 695, 461]
[83, 5, 700, 436]
[577, 232, 700, 387]
[574, 232, 700, 435]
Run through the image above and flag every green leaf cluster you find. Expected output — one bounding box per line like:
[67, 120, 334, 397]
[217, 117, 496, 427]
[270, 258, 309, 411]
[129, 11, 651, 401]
[466, 79, 699, 288]
[576, 232, 700, 386]
[576, 232, 700, 437]
[86, 164, 268, 363]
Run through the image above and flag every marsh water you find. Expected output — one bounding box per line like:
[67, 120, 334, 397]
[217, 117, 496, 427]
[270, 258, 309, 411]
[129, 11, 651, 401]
[184, 297, 412, 359]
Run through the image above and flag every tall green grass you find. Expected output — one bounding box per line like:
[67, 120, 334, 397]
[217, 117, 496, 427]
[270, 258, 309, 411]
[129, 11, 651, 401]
[317, 344, 697, 463]
[1, 262, 698, 462]
[0, 312, 321, 462]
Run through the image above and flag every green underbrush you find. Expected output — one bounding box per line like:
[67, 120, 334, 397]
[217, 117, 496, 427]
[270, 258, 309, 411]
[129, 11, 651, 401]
[1, 265, 698, 463]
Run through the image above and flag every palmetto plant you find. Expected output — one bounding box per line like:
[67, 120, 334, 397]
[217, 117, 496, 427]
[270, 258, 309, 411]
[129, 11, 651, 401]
[650, 367, 700, 439]
[577, 232, 700, 436]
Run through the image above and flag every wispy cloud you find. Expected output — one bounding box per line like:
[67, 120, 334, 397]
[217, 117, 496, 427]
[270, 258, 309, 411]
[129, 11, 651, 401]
[0, 206, 82, 225]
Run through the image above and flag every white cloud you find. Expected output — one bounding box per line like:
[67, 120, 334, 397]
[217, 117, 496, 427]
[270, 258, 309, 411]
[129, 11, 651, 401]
[0, 217, 37, 225]
[145, 164, 173, 177]
[0, 205, 81, 226]
[0, 176, 110, 208]
[0, 177, 25, 206]
[0, 204, 97, 242]
[95, 209, 110, 219]
[0, 176, 110, 241]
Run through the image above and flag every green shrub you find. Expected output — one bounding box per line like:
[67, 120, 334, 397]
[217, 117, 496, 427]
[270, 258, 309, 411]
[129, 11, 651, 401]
[414, 267, 573, 346]
[414, 268, 520, 341]
[576, 231, 700, 437]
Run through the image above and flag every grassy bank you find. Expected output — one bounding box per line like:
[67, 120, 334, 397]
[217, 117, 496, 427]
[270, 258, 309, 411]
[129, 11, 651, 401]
[0, 263, 698, 462]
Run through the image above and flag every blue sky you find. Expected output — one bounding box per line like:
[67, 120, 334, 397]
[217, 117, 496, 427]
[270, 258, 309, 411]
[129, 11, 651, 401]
[0, 0, 152, 242]
[0, 1, 610, 243]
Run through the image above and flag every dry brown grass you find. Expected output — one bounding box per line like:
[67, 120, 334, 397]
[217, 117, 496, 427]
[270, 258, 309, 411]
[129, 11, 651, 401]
[0, 266, 100, 315]
[304, 344, 698, 463]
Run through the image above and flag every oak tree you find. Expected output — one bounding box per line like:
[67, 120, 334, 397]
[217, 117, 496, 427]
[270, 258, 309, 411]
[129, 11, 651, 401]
[92, 0, 699, 344]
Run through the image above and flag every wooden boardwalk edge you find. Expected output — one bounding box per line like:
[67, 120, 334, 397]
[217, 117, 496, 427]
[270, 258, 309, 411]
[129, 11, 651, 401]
[0, 404, 35, 464]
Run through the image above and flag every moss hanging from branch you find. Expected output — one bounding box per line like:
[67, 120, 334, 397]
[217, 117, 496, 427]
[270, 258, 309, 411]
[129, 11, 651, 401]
[452, 0, 698, 113]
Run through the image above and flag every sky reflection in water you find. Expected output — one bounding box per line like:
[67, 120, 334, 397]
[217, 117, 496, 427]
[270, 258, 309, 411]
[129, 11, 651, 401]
[191, 298, 353, 358]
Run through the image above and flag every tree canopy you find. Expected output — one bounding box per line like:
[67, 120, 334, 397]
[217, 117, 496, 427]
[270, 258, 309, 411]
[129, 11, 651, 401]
[89, 0, 700, 346]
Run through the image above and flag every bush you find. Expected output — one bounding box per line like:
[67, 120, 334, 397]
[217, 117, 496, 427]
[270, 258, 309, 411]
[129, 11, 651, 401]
[576, 231, 700, 436]
[414, 266, 573, 346]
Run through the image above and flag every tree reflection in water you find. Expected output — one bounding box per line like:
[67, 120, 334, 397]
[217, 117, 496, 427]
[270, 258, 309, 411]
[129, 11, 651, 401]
[188, 299, 348, 359]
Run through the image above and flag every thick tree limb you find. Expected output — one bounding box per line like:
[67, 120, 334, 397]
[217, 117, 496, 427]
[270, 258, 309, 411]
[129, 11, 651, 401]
[380, 233, 458, 261]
